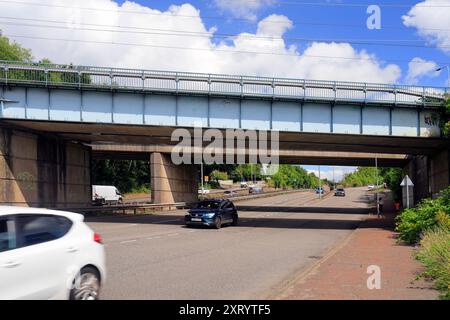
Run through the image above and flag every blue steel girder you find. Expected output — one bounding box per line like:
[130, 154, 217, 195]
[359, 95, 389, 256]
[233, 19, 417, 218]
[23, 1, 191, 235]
[0, 60, 447, 139]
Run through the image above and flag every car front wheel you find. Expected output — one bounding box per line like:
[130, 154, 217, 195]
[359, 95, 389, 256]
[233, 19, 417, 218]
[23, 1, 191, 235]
[214, 217, 222, 229]
[70, 267, 101, 300]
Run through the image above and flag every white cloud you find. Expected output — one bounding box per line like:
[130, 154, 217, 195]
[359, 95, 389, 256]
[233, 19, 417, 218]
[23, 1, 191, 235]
[406, 57, 440, 84]
[402, 0, 450, 54]
[0, 0, 401, 83]
[213, 0, 276, 21]
[306, 167, 358, 182]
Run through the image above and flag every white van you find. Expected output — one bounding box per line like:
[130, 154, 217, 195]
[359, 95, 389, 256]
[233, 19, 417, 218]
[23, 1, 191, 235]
[92, 185, 123, 205]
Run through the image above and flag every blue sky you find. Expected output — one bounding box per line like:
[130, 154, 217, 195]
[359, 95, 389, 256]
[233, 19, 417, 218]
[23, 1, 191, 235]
[115, 0, 450, 87]
[1, 0, 449, 180]
[1, 0, 448, 85]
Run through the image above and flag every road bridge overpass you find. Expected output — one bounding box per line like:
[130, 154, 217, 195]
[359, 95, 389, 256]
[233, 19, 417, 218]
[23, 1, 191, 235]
[0, 61, 448, 207]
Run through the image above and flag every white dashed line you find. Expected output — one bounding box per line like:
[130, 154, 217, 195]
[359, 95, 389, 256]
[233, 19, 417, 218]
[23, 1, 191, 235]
[120, 239, 137, 244]
[167, 233, 179, 237]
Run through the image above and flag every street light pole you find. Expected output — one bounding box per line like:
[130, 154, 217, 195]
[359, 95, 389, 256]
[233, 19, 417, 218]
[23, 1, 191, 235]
[436, 65, 450, 87]
[332, 166, 335, 189]
[318, 165, 322, 200]
[375, 155, 380, 218]
[201, 162, 204, 195]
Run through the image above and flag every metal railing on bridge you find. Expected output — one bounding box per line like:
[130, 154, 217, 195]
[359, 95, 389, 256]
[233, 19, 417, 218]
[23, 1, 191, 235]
[0, 60, 447, 107]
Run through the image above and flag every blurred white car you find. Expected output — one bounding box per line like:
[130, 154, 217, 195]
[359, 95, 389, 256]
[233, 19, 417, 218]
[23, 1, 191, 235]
[367, 185, 375, 190]
[0, 206, 106, 300]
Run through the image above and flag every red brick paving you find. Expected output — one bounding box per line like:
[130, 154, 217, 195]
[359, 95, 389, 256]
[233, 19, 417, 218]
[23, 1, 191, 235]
[277, 195, 438, 300]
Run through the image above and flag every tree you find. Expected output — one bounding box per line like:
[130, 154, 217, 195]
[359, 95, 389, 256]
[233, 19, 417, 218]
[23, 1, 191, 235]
[342, 166, 403, 193]
[269, 165, 319, 189]
[91, 160, 150, 194]
[230, 164, 262, 182]
[342, 167, 379, 187]
[0, 33, 91, 85]
[0, 33, 33, 62]
[210, 170, 228, 181]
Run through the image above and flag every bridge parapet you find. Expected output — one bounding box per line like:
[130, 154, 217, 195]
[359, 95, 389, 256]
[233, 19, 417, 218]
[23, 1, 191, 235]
[0, 60, 447, 107]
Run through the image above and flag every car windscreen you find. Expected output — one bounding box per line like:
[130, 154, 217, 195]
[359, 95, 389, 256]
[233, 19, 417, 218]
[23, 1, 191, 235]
[195, 201, 221, 209]
[337, 189, 345, 191]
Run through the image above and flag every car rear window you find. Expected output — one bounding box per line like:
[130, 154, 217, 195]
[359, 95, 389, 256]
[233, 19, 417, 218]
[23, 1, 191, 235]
[15, 215, 73, 248]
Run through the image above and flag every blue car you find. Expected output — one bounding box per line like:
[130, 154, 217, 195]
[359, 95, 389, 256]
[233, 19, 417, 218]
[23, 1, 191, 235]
[185, 199, 239, 229]
[315, 187, 325, 194]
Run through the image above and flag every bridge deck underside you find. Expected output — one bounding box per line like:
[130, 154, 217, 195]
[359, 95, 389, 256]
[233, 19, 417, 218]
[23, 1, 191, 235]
[1, 119, 447, 167]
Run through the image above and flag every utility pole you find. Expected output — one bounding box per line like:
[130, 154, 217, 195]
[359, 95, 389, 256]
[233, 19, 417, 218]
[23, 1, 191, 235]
[318, 165, 322, 200]
[375, 155, 379, 218]
[201, 162, 204, 195]
[332, 166, 335, 189]
[436, 65, 450, 87]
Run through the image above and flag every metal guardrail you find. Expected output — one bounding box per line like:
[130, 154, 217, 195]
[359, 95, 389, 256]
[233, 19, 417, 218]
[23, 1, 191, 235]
[0, 60, 447, 107]
[59, 202, 188, 215]
[59, 189, 308, 215]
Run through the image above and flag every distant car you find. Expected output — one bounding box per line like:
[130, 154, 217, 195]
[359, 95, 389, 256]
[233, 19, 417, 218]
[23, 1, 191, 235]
[0, 206, 106, 300]
[185, 199, 239, 229]
[367, 185, 375, 191]
[249, 186, 263, 194]
[92, 185, 123, 206]
[315, 187, 325, 194]
[334, 188, 346, 197]
[198, 189, 210, 195]
[224, 190, 237, 197]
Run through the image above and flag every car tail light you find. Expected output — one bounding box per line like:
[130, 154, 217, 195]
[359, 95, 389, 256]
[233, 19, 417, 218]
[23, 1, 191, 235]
[93, 232, 103, 244]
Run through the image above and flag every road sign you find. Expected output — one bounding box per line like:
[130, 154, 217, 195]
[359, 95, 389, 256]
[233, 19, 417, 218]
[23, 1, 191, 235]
[400, 175, 414, 187]
[400, 175, 414, 208]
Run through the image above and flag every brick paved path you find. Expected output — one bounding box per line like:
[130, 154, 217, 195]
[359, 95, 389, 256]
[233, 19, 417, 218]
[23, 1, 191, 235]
[277, 193, 438, 300]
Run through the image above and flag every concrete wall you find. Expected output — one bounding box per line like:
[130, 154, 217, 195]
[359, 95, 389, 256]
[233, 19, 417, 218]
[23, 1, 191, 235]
[405, 149, 450, 203]
[150, 152, 198, 204]
[430, 149, 450, 198]
[0, 128, 91, 207]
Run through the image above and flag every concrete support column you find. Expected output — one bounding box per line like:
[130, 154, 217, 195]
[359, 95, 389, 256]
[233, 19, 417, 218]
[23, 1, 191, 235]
[150, 152, 198, 204]
[0, 128, 91, 208]
[405, 149, 450, 203]
[429, 149, 450, 198]
[404, 155, 430, 203]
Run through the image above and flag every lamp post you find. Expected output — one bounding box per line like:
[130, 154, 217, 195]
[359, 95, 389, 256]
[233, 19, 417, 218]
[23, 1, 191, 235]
[436, 65, 450, 87]
[201, 162, 204, 195]
[375, 154, 380, 218]
[318, 165, 322, 200]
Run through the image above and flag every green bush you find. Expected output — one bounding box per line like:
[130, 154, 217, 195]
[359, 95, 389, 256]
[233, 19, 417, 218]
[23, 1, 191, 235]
[210, 170, 228, 181]
[416, 216, 450, 300]
[395, 187, 450, 244]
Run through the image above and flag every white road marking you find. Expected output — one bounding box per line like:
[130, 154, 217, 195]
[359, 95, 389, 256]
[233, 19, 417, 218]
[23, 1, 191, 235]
[120, 239, 137, 244]
[167, 233, 179, 237]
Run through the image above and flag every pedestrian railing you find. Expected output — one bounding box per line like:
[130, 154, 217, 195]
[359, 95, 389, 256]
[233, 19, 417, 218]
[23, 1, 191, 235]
[0, 60, 447, 107]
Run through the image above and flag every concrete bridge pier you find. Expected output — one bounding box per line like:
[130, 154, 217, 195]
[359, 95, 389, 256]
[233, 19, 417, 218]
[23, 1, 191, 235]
[0, 128, 91, 208]
[150, 152, 198, 204]
[405, 149, 450, 203]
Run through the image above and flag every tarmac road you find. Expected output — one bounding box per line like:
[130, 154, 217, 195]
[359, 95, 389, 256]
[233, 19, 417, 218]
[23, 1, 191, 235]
[86, 187, 373, 299]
